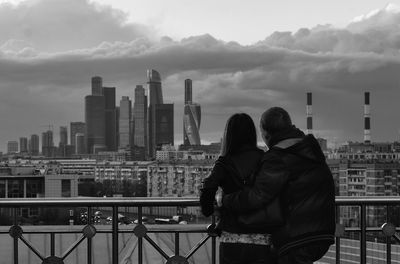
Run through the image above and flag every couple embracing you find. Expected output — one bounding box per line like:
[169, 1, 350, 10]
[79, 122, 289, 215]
[200, 107, 336, 264]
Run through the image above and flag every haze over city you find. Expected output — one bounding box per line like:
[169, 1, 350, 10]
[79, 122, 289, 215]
[2, 0, 400, 152]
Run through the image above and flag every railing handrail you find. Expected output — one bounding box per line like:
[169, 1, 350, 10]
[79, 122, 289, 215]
[0, 195, 400, 207]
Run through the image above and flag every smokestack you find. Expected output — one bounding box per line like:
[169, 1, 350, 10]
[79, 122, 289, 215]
[364, 92, 371, 144]
[306, 92, 313, 135]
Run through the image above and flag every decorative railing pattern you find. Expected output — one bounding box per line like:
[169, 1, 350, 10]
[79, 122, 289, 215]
[1, 196, 400, 264]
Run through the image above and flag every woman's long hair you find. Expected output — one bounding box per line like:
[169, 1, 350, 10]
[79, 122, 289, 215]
[220, 113, 257, 157]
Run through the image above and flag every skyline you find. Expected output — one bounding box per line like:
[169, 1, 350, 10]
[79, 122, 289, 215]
[2, 0, 400, 151]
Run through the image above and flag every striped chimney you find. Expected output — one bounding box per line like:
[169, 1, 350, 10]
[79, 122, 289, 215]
[364, 92, 371, 144]
[306, 92, 313, 134]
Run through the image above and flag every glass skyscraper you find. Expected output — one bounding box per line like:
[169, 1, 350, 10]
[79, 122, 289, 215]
[133, 85, 147, 160]
[119, 96, 132, 150]
[103, 87, 117, 151]
[85, 77, 106, 154]
[183, 79, 201, 145]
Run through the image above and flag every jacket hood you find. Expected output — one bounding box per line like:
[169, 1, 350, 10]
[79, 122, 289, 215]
[282, 134, 326, 163]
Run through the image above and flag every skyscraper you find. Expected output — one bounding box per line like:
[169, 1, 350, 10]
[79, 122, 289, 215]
[155, 104, 174, 149]
[133, 85, 147, 160]
[85, 77, 106, 154]
[59, 126, 68, 146]
[75, 133, 85, 155]
[42, 130, 54, 157]
[103, 87, 117, 151]
[29, 134, 40, 156]
[119, 96, 132, 149]
[59, 126, 68, 157]
[184, 79, 192, 104]
[91, 76, 103, 96]
[70, 122, 85, 151]
[183, 79, 201, 146]
[19, 137, 28, 153]
[147, 69, 174, 158]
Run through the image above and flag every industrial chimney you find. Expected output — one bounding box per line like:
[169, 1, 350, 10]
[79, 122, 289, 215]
[306, 92, 313, 135]
[364, 92, 371, 144]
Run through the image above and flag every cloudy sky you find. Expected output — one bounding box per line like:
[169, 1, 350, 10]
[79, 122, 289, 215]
[1, 0, 400, 151]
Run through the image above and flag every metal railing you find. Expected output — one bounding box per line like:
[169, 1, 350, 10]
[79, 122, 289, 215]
[0, 196, 400, 264]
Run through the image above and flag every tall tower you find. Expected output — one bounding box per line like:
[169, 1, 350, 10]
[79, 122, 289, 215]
[147, 69, 164, 158]
[133, 85, 147, 160]
[42, 130, 54, 157]
[19, 137, 28, 153]
[183, 79, 201, 145]
[59, 126, 68, 146]
[364, 92, 371, 144]
[119, 96, 132, 149]
[91, 76, 103, 96]
[29, 134, 39, 156]
[306, 92, 313, 135]
[103, 87, 117, 151]
[184, 79, 192, 104]
[85, 76, 106, 154]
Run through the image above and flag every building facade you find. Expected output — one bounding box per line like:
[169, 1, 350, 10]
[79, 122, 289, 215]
[70, 122, 85, 152]
[7, 141, 18, 154]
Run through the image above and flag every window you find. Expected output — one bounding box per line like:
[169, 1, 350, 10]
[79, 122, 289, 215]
[61, 179, 71, 197]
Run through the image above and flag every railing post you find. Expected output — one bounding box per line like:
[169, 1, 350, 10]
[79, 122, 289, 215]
[211, 215, 216, 264]
[112, 206, 119, 264]
[175, 232, 179, 256]
[360, 204, 366, 264]
[87, 207, 92, 264]
[138, 206, 143, 264]
[335, 206, 340, 264]
[386, 205, 391, 264]
[50, 233, 55, 256]
[13, 208, 18, 264]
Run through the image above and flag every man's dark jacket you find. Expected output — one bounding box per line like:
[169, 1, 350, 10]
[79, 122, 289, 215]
[222, 128, 335, 255]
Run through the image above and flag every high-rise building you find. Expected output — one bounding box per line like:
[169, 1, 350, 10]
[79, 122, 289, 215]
[103, 87, 117, 151]
[184, 79, 192, 104]
[75, 133, 85, 155]
[70, 122, 85, 150]
[59, 126, 68, 146]
[58, 126, 68, 157]
[133, 85, 147, 160]
[183, 79, 201, 146]
[7, 141, 18, 154]
[119, 96, 132, 149]
[91, 76, 103, 96]
[19, 137, 28, 153]
[42, 130, 54, 157]
[29, 134, 40, 156]
[147, 69, 174, 158]
[85, 77, 106, 154]
[155, 104, 174, 149]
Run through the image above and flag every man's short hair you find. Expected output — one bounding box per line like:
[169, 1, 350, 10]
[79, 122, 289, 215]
[260, 107, 292, 135]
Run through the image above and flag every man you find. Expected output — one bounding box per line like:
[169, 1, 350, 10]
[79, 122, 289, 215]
[220, 107, 335, 264]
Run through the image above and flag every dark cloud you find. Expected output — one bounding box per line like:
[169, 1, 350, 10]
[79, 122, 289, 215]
[0, 0, 154, 52]
[1, 2, 400, 151]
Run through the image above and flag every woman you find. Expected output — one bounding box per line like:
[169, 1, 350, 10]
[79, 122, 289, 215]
[200, 113, 276, 264]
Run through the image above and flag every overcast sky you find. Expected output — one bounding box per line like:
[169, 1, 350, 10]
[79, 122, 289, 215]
[1, 0, 400, 152]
